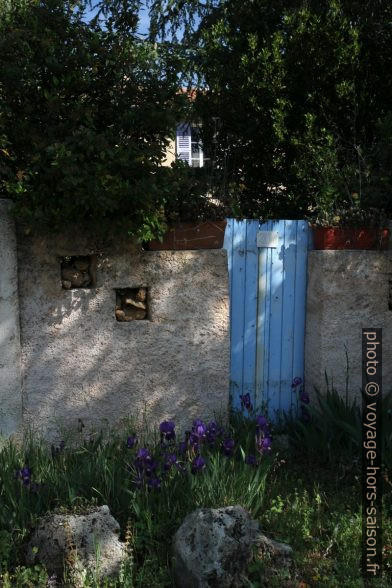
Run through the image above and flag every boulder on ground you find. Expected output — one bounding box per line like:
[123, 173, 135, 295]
[172, 505, 293, 588]
[26, 505, 127, 583]
[172, 505, 258, 587]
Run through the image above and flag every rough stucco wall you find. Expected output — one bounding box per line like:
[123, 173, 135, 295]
[17, 232, 229, 440]
[0, 200, 23, 439]
[305, 251, 392, 401]
[162, 138, 176, 167]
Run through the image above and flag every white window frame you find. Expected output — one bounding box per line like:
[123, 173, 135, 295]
[176, 123, 205, 168]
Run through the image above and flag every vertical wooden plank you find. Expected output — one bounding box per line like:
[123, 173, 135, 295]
[223, 218, 234, 376]
[223, 219, 234, 407]
[256, 220, 273, 413]
[292, 221, 310, 408]
[279, 220, 298, 414]
[229, 220, 247, 410]
[255, 239, 267, 411]
[265, 220, 285, 418]
[242, 220, 259, 407]
[263, 227, 273, 413]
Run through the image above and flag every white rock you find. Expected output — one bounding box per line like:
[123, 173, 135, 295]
[172, 505, 258, 587]
[26, 505, 127, 582]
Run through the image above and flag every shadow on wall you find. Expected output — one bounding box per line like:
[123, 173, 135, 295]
[16, 234, 230, 442]
[304, 250, 392, 403]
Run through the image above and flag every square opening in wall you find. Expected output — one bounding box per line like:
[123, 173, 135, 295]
[115, 288, 148, 321]
[61, 256, 96, 289]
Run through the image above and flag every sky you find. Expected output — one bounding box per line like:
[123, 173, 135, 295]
[83, 5, 151, 36]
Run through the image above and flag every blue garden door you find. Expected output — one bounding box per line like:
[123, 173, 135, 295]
[223, 219, 310, 418]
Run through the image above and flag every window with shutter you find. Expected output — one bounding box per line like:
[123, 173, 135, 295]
[176, 123, 205, 167]
[176, 123, 192, 165]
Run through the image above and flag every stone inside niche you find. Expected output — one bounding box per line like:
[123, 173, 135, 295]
[115, 287, 148, 321]
[61, 255, 94, 289]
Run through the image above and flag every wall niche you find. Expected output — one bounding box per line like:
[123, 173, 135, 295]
[61, 256, 96, 289]
[115, 288, 148, 321]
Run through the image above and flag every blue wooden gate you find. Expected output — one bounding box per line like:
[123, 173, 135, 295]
[223, 219, 310, 417]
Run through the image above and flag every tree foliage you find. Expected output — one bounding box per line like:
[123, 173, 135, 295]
[2, 0, 391, 231]
[0, 0, 189, 238]
[149, 0, 392, 220]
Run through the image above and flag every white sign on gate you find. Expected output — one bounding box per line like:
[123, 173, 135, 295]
[256, 231, 279, 248]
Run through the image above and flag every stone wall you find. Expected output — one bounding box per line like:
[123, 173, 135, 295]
[305, 250, 392, 401]
[0, 199, 230, 440]
[0, 200, 23, 439]
[3, 199, 391, 439]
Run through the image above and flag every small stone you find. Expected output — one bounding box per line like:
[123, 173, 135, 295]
[124, 307, 146, 320]
[124, 297, 146, 310]
[115, 309, 125, 321]
[136, 288, 147, 302]
[62, 280, 72, 290]
[61, 267, 84, 287]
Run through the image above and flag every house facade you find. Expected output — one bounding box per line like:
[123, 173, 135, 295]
[163, 123, 205, 167]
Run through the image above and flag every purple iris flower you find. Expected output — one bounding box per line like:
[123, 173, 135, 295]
[207, 421, 218, 433]
[147, 477, 161, 490]
[189, 432, 200, 448]
[221, 438, 235, 457]
[163, 453, 177, 471]
[240, 393, 253, 412]
[136, 447, 151, 460]
[261, 437, 272, 451]
[191, 455, 206, 474]
[292, 377, 302, 388]
[300, 391, 310, 405]
[256, 433, 272, 454]
[134, 448, 154, 473]
[245, 454, 257, 466]
[144, 459, 158, 477]
[19, 466, 31, 485]
[126, 434, 138, 449]
[256, 415, 269, 432]
[192, 419, 207, 438]
[206, 422, 218, 444]
[159, 421, 176, 441]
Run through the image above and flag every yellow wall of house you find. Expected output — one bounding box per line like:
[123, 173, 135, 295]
[162, 138, 176, 166]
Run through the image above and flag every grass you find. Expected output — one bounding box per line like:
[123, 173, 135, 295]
[0, 415, 271, 587]
[0, 397, 391, 587]
[248, 457, 392, 587]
